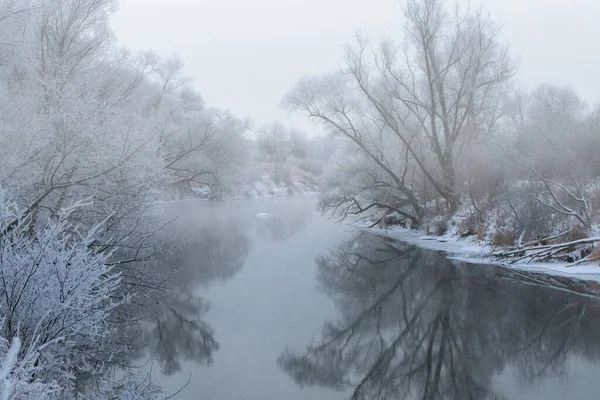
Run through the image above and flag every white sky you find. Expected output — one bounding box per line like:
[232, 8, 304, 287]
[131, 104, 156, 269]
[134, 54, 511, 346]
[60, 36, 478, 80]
[111, 0, 600, 134]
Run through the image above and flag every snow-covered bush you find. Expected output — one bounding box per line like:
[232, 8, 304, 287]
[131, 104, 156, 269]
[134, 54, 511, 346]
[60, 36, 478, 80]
[0, 336, 57, 399]
[77, 370, 162, 400]
[0, 193, 162, 398]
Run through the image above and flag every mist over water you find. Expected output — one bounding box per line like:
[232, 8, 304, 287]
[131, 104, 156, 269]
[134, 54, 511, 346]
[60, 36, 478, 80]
[1, 0, 600, 398]
[143, 196, 348, 399]
[138, 197, 600, 400]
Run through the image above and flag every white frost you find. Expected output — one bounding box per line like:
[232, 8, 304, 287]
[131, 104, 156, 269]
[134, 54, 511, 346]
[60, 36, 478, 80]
[363, 225, 600, 282]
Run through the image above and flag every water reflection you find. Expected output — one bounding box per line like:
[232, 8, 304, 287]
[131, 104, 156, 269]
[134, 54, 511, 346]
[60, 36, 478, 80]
[254, 207, 312, 242]
[169, 222, 251, 287]
[131, 222, 249, 375]
[135, 197, 315, 376]
[162, 196, 314, 245]
[279, 231, 600, 400]
[148, 293, 218, 375]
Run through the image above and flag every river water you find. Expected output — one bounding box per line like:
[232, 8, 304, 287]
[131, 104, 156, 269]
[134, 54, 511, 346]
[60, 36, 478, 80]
[142, 195, 600, 400]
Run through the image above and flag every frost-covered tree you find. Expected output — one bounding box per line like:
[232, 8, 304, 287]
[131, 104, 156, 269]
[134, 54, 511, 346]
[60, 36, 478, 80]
[258, 122, 303, 164]
[0, 336, 57, 399]
[257, 122, 307, 184]
[0, 193, 162, 398]
[0, 0, 163, 256]
[285, 0, 515, 221]
[144, 55, 251, 200]
[0, 0, 256, 396]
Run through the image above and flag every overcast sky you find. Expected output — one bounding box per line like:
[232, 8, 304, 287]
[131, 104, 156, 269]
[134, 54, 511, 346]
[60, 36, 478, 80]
[111, 0, 600, 134]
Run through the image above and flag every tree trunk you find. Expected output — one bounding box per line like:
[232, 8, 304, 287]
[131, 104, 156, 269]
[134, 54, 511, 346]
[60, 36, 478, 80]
[442, 154, 459, 212]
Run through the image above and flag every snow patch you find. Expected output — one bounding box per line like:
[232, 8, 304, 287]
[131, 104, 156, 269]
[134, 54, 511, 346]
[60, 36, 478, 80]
[362, 225, 600, 282]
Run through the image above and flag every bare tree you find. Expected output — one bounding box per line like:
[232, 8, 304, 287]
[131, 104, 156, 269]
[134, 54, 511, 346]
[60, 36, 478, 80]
[486, 83, 600, 261]
[258, 121, 300, 164]
[257, 121, 308, 184]
[353, 0, 515, 208]
[462, 138, 506, 238]
[284, 0, 515, 221]
[283, 73, 425, 222]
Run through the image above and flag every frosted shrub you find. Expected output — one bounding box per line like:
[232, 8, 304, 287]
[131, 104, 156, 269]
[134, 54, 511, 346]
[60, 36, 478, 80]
[0, 336, 58, 399]
[0, 194, 162, 398]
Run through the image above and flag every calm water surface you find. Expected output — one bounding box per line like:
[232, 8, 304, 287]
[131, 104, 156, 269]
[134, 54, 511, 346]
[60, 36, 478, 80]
[142, 196, 600, 400]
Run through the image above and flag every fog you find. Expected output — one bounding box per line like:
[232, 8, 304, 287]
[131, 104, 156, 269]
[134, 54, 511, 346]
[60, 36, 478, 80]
[1, 0, 600, 398]
[111, 0, 600, 131]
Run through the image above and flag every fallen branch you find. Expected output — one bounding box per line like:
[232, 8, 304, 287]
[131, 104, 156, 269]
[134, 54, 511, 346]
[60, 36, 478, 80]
[492, 236, 600, 264]
[520, 230, 570, 248]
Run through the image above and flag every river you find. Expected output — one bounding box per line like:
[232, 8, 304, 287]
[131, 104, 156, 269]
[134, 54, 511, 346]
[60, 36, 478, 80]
[140, 195, 600, 400]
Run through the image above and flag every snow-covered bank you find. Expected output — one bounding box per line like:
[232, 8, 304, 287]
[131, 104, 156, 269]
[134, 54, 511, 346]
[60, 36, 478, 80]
[150, 167, 321, 205]
[219, 172, 320, 200]
[152, 188, 319, 206]
[361, 225, 600, 282]
[362, 226, 483, 254]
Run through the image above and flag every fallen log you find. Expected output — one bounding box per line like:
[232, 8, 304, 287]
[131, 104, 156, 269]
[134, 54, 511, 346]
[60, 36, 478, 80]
[491, 236, 600, 264]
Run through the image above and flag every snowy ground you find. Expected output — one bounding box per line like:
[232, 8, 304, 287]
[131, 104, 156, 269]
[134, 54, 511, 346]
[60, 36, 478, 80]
[151, 170, 320, 205]
[361, 225, 600, 282]
[223, 173, 319, 200]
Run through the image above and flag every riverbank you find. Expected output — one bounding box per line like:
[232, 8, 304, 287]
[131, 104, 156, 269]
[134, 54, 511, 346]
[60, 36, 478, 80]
[151, 164, 322, 204]
[150, 179, 320, 206]
[360, 224, 600, 281]
[151, 189, 320, 207]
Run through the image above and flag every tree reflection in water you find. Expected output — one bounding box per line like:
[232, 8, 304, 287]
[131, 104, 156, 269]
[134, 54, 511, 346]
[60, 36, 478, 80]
[279, 232, 600, 400]
[133, 199, 313, 376]
[148, 293, 218, 375]
[170, 222, 250, 287]
[136, 222, 250, 375]
[254, 205, 312, 242]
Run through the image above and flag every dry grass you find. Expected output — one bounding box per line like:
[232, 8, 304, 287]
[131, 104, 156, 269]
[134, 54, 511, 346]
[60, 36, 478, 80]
[434, 220, 448, 236]
[492, 230, 516, 247]
[589, 247, 600, 262]
[457, 213, 478, 236]
[566, 224, 589, 242]
[477, 222, 485, 241]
